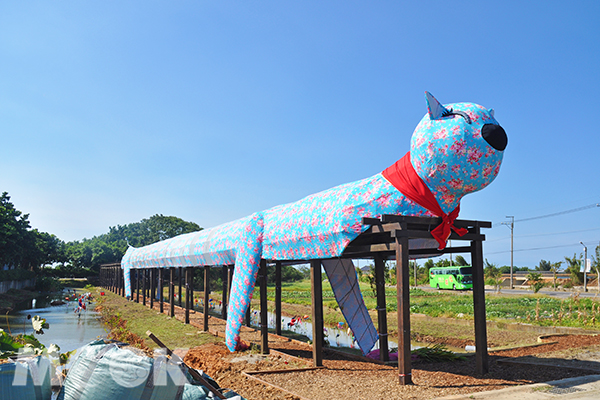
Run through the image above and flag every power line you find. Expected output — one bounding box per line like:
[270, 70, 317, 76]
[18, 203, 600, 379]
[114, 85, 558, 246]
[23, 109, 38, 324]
[493, 202, 600, 226]
[485, 241, 598, 255]
[485, 243, 570, 255]
[486, 227, 600, 243]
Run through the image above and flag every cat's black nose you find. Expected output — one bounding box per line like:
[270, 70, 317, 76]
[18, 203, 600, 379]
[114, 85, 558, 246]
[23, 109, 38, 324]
[482, 124, 507, 151]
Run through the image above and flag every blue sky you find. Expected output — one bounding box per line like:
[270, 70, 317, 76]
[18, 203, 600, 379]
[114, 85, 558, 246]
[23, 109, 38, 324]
[1, 1, 599, 269]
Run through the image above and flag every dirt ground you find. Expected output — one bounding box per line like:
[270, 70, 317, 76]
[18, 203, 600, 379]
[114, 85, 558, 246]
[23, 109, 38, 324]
[182, 334, 600, 400]
[103, 292, 600, 400]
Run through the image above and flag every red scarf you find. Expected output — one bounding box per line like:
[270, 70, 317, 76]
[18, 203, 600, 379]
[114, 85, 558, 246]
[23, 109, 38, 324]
[382, 152, 468, 250]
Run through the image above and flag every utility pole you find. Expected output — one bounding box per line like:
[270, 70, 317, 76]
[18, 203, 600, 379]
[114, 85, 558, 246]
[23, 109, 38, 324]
[580, 241, 588, 292]
[500, 216, 514, 289]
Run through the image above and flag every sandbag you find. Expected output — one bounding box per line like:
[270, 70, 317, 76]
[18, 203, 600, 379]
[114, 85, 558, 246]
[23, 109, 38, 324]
[0, 355, 52, 400]
[58, 340, 187, 400]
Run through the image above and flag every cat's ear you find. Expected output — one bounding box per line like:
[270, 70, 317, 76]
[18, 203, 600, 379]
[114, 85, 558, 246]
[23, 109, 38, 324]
[489, 108, 495, 118]
[425, 91, 449, 120]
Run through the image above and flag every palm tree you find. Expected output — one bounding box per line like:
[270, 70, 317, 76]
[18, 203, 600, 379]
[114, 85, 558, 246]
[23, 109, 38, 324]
[550, 261, 562, 291]
[454, 255, 470, 266]
[591, 243, 600, 293]
[564, 254, 583, 285]
[484, 259, 502, 293]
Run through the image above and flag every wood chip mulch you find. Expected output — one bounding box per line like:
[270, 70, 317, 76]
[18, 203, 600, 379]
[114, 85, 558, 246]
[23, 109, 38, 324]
[144, 299, 600, 400]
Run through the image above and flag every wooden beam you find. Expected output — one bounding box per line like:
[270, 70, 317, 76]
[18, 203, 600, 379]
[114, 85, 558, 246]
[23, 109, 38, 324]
[310, 259, 323, 367]
[178, 267, 183, 307]
[471, 229, 489, 374]
[185, 267, 191, 324]
[203, 266, 210, 332]
[221, 266, 228, 320]
[136, 269, 140, 303]
[395, 228, 412, 385]
[260, 259, 269, 354]
[159, 268, 164, 313]
[374, 255, 389, 362]
[227, 265, 234, 318]
[150, 269, 155, 310]
[169, 268, 175, 317]
[381, 214, 492, 229]
[142, 269, 147, 306]
[391, 229, 485, 242]
[275, 261, 282, 336]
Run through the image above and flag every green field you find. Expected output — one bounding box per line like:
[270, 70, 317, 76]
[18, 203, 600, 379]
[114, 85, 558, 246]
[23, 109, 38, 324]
[171, 279, 600, 330]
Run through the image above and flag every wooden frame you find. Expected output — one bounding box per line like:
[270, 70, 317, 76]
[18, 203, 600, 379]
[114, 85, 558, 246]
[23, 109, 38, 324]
[103, 214, 490, 386]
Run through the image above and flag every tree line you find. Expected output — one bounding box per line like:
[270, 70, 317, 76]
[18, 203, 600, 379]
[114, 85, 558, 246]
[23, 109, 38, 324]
[0, 191, 306, 284]
[0, 191, 202, 277]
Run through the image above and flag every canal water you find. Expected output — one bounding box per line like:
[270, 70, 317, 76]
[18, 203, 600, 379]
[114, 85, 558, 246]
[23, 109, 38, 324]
[0, 288, 108, 356]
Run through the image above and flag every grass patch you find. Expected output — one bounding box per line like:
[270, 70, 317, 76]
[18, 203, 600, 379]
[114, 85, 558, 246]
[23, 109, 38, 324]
[95, 289, 221, 351]
[59, 279, 92, 289]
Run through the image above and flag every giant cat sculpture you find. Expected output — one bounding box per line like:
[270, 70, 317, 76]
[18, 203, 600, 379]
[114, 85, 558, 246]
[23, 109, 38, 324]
[122, 92, 507, 353]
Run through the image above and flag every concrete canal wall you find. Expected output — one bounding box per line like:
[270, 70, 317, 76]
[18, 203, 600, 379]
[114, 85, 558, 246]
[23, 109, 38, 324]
[0, 278, 36, 294]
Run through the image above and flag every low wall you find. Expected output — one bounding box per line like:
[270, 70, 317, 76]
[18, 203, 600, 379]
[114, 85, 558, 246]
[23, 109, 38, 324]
[0, 278, 36, 294]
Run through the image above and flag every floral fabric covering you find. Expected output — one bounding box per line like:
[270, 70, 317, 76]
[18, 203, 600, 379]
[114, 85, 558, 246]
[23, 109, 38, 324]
[122, 92, 506, 354]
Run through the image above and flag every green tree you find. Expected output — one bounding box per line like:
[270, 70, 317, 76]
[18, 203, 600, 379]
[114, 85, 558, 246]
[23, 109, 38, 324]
[0, 192, 31, 268]
[0, 192, 63, 271]
[65, 214, 202, 271]
[536, 259, 552, 271]
[453, 255, 469, 266]
[550, 261, 562, 291]
[564, 254, 583, 285]
[484, 259, 502, 293]
[526, 271, 545, 293]
[591, 244, 600, 293]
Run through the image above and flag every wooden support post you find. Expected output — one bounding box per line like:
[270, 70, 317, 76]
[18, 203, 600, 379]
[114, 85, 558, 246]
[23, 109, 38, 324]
[374, 255, 389, 362]
[227, 265, 234, 321]
[221, 266, 228, 319]
[227, 265, 234, 301]
[471, 227, 489, 375]
[136, 270, 140, 303]
[310, 259, 324, 367]
[159, 268, 164, 313]
[395, 229, 412, 385]
[203, 266, 210, 332]
[185, 267, 192, 324]
[245, 303, 251, 327]
[150, 269, 155, 309]
[178, 267, 183, 307]
[142, 269, 147, 306]
[260, 259, 269, 354]
[169, 268, 175, 317]
[275, 261, 282, 336]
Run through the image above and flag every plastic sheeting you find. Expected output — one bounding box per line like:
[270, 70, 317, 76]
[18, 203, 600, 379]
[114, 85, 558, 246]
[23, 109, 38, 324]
[58, 340, 188, 400]
[322, 259, 378, 355]
[0, 355, 52, 400]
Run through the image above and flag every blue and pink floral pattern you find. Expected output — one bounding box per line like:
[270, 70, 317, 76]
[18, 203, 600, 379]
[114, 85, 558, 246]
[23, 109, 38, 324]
[121, 92, 506, 353]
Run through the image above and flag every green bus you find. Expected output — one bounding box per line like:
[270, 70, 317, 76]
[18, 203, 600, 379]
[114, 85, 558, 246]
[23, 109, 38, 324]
[429, 266, 473, 290]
